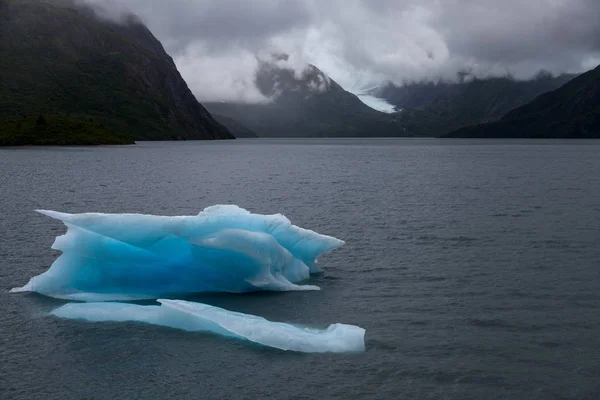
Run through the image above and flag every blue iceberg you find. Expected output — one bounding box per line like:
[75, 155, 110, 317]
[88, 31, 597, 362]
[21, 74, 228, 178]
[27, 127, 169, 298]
[52, 299, 366, 353]
[11, 205, 344, 301]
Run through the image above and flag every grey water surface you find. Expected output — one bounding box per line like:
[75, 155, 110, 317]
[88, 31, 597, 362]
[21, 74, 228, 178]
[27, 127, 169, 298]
[1, 139, 599, 399]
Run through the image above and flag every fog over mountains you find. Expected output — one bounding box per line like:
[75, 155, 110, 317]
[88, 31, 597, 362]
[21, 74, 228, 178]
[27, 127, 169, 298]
[78, 0, 600, 108]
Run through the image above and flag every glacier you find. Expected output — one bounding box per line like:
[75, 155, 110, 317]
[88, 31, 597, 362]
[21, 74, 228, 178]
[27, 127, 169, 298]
[11, 205, 344, 301]
[52, 299, 366, 353]
[355, 94, 397, 114]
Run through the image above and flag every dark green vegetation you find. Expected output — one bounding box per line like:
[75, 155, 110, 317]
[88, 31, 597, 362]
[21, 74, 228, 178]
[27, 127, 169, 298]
[445, 65, 600, 138]
[205, 57, 404, 138]
[0, 0, 233, 145]
[0, 114, 134, 145]
[377, 72, 575, 137]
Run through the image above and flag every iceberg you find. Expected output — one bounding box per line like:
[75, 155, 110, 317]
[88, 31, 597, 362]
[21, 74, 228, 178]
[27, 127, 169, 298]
[52, 299, 366, 353]
[12, 205, 344, 301]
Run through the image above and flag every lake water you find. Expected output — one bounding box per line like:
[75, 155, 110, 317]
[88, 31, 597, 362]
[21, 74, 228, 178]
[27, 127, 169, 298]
[1, 139, 599, 399]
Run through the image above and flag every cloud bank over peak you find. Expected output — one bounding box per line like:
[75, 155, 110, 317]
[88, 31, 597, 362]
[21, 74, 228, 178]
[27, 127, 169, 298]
[77, 0, 600, 104]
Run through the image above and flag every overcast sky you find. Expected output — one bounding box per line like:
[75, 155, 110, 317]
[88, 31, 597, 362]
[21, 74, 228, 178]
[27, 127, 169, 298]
[83, 0, 600, 104]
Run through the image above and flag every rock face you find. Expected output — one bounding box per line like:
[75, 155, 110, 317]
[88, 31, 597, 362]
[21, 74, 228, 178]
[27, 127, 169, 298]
[444, 65, 600, 138]
[374, 73, 576, 137]
[0, 0, 233, 141]
[205, 57, 404, 138]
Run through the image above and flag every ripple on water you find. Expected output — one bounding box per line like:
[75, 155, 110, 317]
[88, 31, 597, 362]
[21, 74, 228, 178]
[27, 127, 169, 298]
[2, 140, 600, 400]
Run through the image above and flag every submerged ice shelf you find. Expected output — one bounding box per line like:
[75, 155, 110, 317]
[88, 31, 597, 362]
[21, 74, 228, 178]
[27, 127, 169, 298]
[12, 205, 344, 301]
[52, 300, 366, 353]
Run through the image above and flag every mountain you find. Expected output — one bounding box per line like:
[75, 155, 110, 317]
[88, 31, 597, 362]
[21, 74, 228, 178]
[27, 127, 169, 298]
[444, 65, 600, 138]
[204, 56, 404, 137]
[373, 72, 575, 136]
[373, 80, 458, 111]
[206, 55, 576, 138]
[211, 114, 258, 138]
[0, 0, 233, 144]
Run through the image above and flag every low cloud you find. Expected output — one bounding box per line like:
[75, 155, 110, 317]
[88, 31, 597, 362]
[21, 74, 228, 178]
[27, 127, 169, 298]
[176, 46, 270, 103]
[76, 0, 600, 103]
